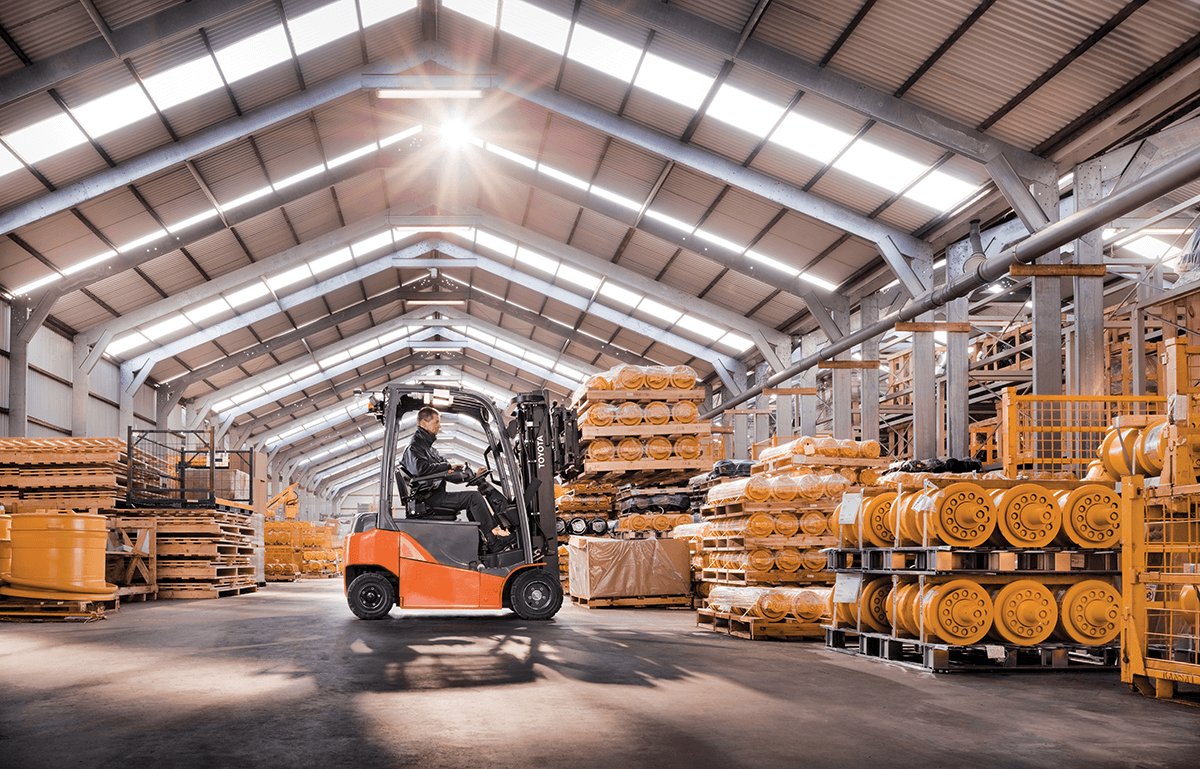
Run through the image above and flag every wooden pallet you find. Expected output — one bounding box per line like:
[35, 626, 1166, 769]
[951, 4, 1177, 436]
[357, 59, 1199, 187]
[9, 467, 122, 489]
[581, 422, 713, 440]
[701, 500, 837, 518]
[573, 387, 705, 409]
[106, 516, 156, 598]
[830, 547, 1120, 574]
[697, 607, 824, 641]
[752, 453, 891, 475]
[156, 582, 257, 600]
[702, 534, 837, 550]
[700, 568, 830, 586]
[824, 627, 1118, 672]
[0, 596, 115, 621]
[570, 594, 692, 608]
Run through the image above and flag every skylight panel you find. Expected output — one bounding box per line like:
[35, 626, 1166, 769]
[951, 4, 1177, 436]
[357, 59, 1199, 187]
[348, 339, 379, 357]
[62, 250, 117, 275]
[351, 231, 394, 258]
[71, 84, 157, 138]
[706, 85, 787, 138]
[905, 170, 979, 212]
[494, 338, 526, 356]
[262, 375, 292, 392]
[274, 164, 326, 191]
[360, 0, 418, 25]
[213, 399, 236, 413]
[184, 298, 232, 324]
[524, 351, 555, 369]
[717, 331, 754, 352]
[119, 229, 168, 253]
[770, 113, 852, 164]
[143, 56, 225, 111]
[694, 228, 745, 254]
[265, 264, 312, 291]
[288, 0, 359, 55]
[291, 363, 320, 380]
[442, 0, 498, 25]
[320, 350, 351, 368]
[231, 386, 264, 405]
[676, 314, 723, 339]
[514, 246, 558, 275]
[634, 53, 714, 110]
[166, 208, 220, 234]
[475, 230, 517, 258]
[589, 185, 641, 212]
[213, 25, 293, 84]
[500, 0, 570, 55]
[597, 282, 641, 308]
[0, 144, 24, 177]
[310, 247, 353, 274]
[745, 249, 800, 277]
[142, 314, 192, 341]
[834, 139, 927, 193]
[3, 113, 88, 165]
[379, 327, 410, 344]
[556, 264, 600, 290]
[554, 362, 586, 380]
[486, 143, 537, 169]
[637, 297, 682, 324]
[226, 282, 271, 308]
[1120, 235, 1182, 260]
[643, 209, 694, 233]
[567, 24, 642, 83]
[799, 273, 840, 292]
[379, 124, 424, 147]
[107, 332, 151, 357]
[540, 164, 589, 191]
[220, 186, 273, 212]
[328, 142, 377, 169]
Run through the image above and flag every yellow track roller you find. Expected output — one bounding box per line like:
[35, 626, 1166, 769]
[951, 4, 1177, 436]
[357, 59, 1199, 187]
[921, 579, 994, 645]
[1098, 426, 1138, 478]
[1055, 485, 1120, 548]
[1056, 580, 1121, 645]
[887, 581, 923, 636]
[774, 548, 802, 573]
[773, 511, 800, 537]
[990, 579, 1057, 645]
[785, 586, 832, 622]
[0, 513, 10, 580]
[858, 577, 892, 633]
[1132, 417, 1169, 477]
[799, 510, 828, 536]
[991, 484, 1061, 548]
[746, 548, 775, 572]
[799, 549, 827, 573]
[0, 512, 116, 601]
[924, 482, 997, 547]
[892, 491, 925, 545]
[1180, 583, 1199, 614]
[829, 591, 858, 627]
[861, 491, 897, 548]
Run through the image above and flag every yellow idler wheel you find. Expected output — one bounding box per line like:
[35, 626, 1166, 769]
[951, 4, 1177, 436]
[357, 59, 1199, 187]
[1056, 484, 1120, 548]
[758, 589, 791, 621]
[626, 513, 648, 531]
[799, 548, 827, 573]
[892, 490, 926, 545]
[887, 581, 923, 636]
[861, 491, 897, 548]
[772, 511, 800, 537]
[614, 365, 646, 390]
[771, 474, 801, 502]
[586, 439, 615, 462]
[745, 512, 776, 538]
[835, 503, 862, 547]
[651, 514, 674, 532]
[990, 579, 1057, 646]
[786, 586, 832, 622]
[774, 548, 803, 573]
[643, 366, 671, 389]
[829, 590, 858, 626]
[0, 512, 116, 601]
[928, 482, 996, 547]
[616, 402, 643, 426]
[1098, 426, 1138, 478]
[616, 438, 644, 461]
[645, 436, 673, 460]
[669, 365, 697, 389]
[1056, 579, 1121, 645]
[674, 435, 702, 459]
[642, 401, 671, 425]
[858, 578, 892, 633]
[921, 579, 994, 645]
[671, 400, 698, 423]
[799, 510, 828, 536]
[584, 373, 611, 390]
[1132, 417, 1168, 476]
[991, 483, 1061, 548]
[747, 548, 775, 572]
[741, 475, 773, 503]
[587, 402, 616, 426]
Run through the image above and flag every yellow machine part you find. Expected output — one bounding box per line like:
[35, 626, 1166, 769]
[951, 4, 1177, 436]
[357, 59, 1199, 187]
[774, 548, 802, 573]
[1180, 583, 1200, 613]
[671, 400, 698, 423]
[645, 436, 673, 460]
[858, 577, 892, 633]
[798, 549, 826, 573]
[616, 402, 643, 426]
[669, 365, 697, 390]
[829, 590, 858, 626]
[586, 439, 615, 462]
[787, 586, 832, 622]
[745, 512, 775, 538]
[920, 579, 994, 645]
[771, 474, 800, 502]
[1055, 485, 1120, 548]
[643, 366, 671, 390]
[893, 491, 925, 546]
[650, 514, 674, 532]
[926, 482, 997, 547]
[585, 373, 611, 390]
[746, 548, 775, 572]
[990, 579, 1057, 646]
[1131, 417, 1169, 477]
[1098, 426, 1139, 478]
[642, 401, 671, 425]
[626, 513, 648, 531]
[861, 491, 897, 548]
[674, 435, 702, 459]
[0, 513, 10, 579]
[773, 511, 800, 537]
[991, 483, 1061, 548]
[616, 438, 644, 461]
[799, 510, 828, 536]
[587, 403, 616, 427]
[888, 581, 923, 636]
[1056, 579, 1121, 645]
[0, 512, 116, 601]
[613, 366, 646, 390]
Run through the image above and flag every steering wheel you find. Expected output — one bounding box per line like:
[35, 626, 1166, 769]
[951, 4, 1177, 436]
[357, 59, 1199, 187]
[463, 466, 490, 486]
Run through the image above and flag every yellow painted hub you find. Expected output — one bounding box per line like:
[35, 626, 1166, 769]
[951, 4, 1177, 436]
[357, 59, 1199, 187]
[929, 483, 997, 547]
[888, 581, 923, 636]
[0, 512, 115, 599]
[858, 577, 892, 633]
[1055, 485, 1120, 548]
[774, 548, 802, 573]
[1099, 426, 1138, 478]
[894, 491, 925, 545]
[773, 511, 800, 537]
[862, 491, 897, 548]
[921, 579, 994, 645]
[990, 579, 1057, 645]
[1180, 584, 1200, 613]
[1056, 579, 1121, 645]
[992, 484, 1061, 548]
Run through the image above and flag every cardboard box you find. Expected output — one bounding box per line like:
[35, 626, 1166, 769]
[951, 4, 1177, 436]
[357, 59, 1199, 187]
[567, 535, 690, 599]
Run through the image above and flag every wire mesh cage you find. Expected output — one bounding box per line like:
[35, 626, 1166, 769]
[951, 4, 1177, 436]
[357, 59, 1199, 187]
[126, 428, 254, 508]
[1000, 390, 1166, 479]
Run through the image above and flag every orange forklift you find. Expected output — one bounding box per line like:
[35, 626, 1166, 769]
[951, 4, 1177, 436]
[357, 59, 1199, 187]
[342, 383, 580, 621]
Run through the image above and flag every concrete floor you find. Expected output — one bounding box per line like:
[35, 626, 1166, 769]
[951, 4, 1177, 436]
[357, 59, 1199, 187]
[1, 581, 1197, 769]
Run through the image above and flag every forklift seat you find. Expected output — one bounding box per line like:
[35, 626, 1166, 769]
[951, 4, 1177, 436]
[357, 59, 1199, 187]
[395, 467, 460, 522]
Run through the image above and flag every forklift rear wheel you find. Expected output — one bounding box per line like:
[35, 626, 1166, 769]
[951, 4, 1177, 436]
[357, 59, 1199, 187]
[347, 572, 395, 620]
[509, 569, 563, 621]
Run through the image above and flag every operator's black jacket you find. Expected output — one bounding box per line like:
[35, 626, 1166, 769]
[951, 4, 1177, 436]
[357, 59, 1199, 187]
[400, 426, 468, 497]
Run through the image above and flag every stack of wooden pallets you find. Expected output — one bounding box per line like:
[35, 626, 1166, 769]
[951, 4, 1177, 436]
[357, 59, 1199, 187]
[0, 438, 136, 513]
[142, 508, 257, 599]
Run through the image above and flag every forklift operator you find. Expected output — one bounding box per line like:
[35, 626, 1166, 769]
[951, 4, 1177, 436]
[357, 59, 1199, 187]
[400, 406, 516, 552]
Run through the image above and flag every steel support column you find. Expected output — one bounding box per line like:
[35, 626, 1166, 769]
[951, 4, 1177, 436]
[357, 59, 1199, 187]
[944, 239, 971, 456]
[831, 308, 852, 438]
[71, 337, 89, 435]
[910, 257, 937, 459]
[859, 296, 881, 443]
[1071, 158, 1107, 395]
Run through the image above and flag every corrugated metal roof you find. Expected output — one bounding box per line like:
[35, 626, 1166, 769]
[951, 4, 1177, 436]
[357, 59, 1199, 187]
[92, 0, 183, 30]
[1, 1, 99, 61]
[753, 1, 866, 64]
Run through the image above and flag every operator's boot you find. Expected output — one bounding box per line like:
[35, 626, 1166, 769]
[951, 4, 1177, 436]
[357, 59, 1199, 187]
[482, 531, 517, 554]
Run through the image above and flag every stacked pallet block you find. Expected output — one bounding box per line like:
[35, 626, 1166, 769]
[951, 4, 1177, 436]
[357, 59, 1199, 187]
[300, 520, 341, 577]
[669, 522, 709, 600]
[127, 507, 257, 599]
[614, 485, 693, 537]
[265, 520, 302, 581]
[826, 473, 1123, 671]
[554, 481, 615, 538]
[696, 435, 890, 641]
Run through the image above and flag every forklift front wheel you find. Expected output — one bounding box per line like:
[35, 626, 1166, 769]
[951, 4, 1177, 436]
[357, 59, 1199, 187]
[509, 569, 563, 621]
[347, 572, 396, 620]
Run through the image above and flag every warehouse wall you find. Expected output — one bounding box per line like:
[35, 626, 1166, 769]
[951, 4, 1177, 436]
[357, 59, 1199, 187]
[0, 300, 177, 437]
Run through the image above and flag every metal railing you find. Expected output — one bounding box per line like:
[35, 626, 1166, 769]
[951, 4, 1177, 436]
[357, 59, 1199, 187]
[126, 428, 253, 508]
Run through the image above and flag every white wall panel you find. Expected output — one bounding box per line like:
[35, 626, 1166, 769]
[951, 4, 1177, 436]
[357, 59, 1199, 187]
[87, 399, 119, 437]
[28, 372, 71, 429]
[91, 360, 120, 402]
[29, 327, 72, 380]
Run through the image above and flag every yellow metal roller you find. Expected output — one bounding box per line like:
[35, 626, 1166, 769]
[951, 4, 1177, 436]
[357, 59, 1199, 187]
[858, 577, 892, 633]
[920, 579, 994, 645]
[747, 548, 775, 572]
[587, 402, 616, 426]
[774, 548, 803, 572]
[786, 586, 832, 622]
[626, 513, 648, 531]
[990, 579, 1057, 645]
[616, 401, 643, 426]
[1098, 426, 1138, 478]
[991, 483, 1061, 548]
[674, 435, 702, 459]
[771, 474, 801, 501]
[745, 512, 775, 538]
[836, 503, 862, 547]
[799, 510, 828, 536]
[1055, 485, 1120, 548]
[642, 401, 671, 425]
[926, 482, 997, 547]
[0, 512, 116, 601]
[650, 514, 674, 532]
[829, 591, 858, 626]
[888, 581, 923, 636]
[643, 366, 671, 389]
[1056, 579, 1121, 645]
[616, 438, 644, 461]
[861, 491, 897, 548]
[772, 511, 800, 537]
[1180, 583, 1199, 613]
[893, 491, 925, 545]
[671, 400, 698, 423]
[669, 365, 697, 389]
[614, 365, 646, 390]
[0, 514, 10, 581]
[586, 439, 615, 462]
[1132, 417, 1169, 477]
[645, 436, 673, 460]
[799, 548, 826, 573]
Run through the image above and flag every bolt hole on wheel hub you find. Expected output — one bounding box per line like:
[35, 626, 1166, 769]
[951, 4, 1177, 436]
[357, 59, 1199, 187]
[991, 484, 1061, 548]
[920, 579, 994, 645]
[991, 580, 1057, 645]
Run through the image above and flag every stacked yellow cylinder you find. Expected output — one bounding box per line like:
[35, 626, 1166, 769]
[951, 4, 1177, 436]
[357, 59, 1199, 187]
[580, 365, 707, 466]
[0, 512, 116, 602]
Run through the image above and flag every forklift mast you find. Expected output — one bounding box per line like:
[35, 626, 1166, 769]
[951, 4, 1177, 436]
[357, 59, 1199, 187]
[512, 391, 581, 573]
